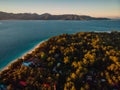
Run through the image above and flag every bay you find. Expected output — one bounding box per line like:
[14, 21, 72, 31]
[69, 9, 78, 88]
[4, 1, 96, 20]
[0, 20, 120, 69]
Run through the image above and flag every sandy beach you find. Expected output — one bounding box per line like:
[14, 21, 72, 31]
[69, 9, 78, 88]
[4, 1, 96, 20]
[0, 39, 47, 73]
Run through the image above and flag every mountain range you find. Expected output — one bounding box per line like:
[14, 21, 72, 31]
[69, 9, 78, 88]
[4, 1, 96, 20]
[0, 11, 110, 20]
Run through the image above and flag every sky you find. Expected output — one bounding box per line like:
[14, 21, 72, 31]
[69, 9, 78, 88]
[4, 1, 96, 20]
[0, 0, 120, 18]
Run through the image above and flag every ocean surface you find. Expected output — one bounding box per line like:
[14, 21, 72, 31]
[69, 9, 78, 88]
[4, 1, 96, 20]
[0, 20, 120, 70]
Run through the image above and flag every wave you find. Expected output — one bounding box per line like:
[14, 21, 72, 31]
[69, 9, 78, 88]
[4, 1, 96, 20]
[93, 30, 120, 33]
[93, 31, 111, 33]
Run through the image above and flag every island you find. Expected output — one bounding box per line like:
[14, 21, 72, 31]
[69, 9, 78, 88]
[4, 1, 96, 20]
[0, 11, 110, 20]
[0, 31, 120, 90]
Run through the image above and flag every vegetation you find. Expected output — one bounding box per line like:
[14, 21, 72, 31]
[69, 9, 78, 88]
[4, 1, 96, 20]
[0, 11, 110, 20]
[0, 31, 120, 90]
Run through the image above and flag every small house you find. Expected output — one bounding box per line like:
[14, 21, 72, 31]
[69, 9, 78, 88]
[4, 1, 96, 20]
[86, 75, 92, 81]
[19, 81, 27, 86]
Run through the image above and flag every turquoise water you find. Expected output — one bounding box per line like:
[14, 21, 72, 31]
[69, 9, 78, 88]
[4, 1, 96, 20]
[0, 20, 120, 69]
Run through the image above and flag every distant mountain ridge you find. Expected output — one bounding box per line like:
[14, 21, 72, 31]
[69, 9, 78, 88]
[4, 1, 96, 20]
[0, 11, 110, 20]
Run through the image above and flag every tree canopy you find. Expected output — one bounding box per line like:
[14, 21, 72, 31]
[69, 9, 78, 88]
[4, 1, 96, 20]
[0, 31, 120, 90]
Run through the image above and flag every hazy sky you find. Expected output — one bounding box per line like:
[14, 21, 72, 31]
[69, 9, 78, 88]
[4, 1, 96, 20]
[0, 0, 120, 18]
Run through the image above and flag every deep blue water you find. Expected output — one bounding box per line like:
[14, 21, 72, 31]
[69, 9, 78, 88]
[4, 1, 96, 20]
[0, 20, 120, 70]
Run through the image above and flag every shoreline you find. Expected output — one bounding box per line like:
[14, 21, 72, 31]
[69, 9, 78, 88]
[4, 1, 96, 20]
[0, 39, 47, 73]
[0, 31, 119, 72]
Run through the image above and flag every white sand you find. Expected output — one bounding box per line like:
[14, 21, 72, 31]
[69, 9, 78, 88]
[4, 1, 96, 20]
[0, 39, 47, 73]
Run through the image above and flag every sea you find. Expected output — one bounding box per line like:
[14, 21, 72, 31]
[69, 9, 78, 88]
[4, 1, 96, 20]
[0, 20, 120, 70]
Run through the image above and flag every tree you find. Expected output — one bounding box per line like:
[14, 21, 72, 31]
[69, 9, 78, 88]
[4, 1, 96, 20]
[41, 52, 47, 60]
[64, 56, 69, 64]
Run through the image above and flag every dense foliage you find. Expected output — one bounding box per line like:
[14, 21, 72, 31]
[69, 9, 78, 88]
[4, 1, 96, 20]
[0, 32, 120, 90]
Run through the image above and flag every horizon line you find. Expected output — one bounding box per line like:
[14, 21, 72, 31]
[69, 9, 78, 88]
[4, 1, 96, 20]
[0, 11, 120, 19]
